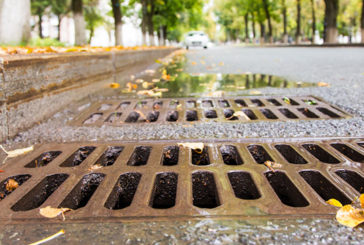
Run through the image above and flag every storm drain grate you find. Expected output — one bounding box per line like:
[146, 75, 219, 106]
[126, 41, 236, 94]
[71, 96, 351, 126]
[0, 138, 363, 222]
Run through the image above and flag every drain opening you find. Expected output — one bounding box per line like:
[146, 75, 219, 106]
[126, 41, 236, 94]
[98, 104, 112, 111]
[267, 99, 282, 106]
[12, 174, 68, 211]
[251, 99, 264, 107]
[153, 101, 163, 110]
[220, 145, 243, 165]
[186, 110, 198, 121]
[150, 172, 178, 209]
[279, 108, 298, 119]
[84, 113, 103, 124]
[335, 170, 364, 193]
[205, 110, 218, 119]
[235, 99, 247, 107]
[127, 146, 152, 166]
[166, 111, 179, 122]
[192, 147, 210, 166]
[105, 112, 122, 123]
[186, 100, 196, 108]
[59, 173, 105, 210]
[60, 146, 96, 167]
[0, 175, 31, 201]
[275, 145, 307, 164]
[299, 170, 351, 205]
[228, 172, 260, 199]
[192, 172, 220, 208]
[162, 146, 179, 166]
[297, 108, 319, 118]
[104, 173, 141, 210]
[218, 100, 230, 108]
[330, 143, 364, 163]
[169, 100, 179, 108]
[317, 107, 340, 118]
[94, 146, 123, 167]
[242, 109, 258, 120]
[25, 151, 62, 168]
[302, 144, 340, 164]
[135, 101, 147, 109]
[265, 171, 309, 207]
[224, 109, 238, 120]
[147, 111, 160, 122]
[202, 100, 213, 107]
[247, 145, 273, 164]
[283, 98, 299, 105]
[118, 101, 130, 110]
[260, 109, 278, 119]
[125, 111, 140, 123]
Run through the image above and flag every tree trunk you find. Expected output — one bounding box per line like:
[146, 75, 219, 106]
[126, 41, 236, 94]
[88, 28, 94, 44]
[296, 0, 301, 43]
[158, 25, 164, 46]
[57, 14, 62, 41]
[38, 12, 43, 38]
[72, 0, 86, 45]
[111, 0, 123, 46]
[251, 13, 256, 43]
[324, 0, 339, 44]
[244, 13, 249, 43]
[361, 0, 364, 43]
[310, 0, 316, 43]
[146, 0, 155, 46]
[282, 0, 288, 43]
[141, 0, 147, 45]
[260, 22, 265, 44]
[262, 0, 273, 43]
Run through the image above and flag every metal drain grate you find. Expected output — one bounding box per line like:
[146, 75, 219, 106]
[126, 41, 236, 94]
[71, 96, 351, 126]
[0, 138, 363, 222]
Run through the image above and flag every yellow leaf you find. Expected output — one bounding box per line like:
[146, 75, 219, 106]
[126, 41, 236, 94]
[109, 83, 120, 89]
[0, 145, 34, 158]
[40, 206, 72, 219]
[177, 143, 204, 153]
[318, 82, 330, 87]
[249, 90, 262, 95]
[336, 205, 364, 228]
[263, 161, 282, 172]
[360, 194, 364, 208]
[6, 179, 19, 191]
[219, 61, 224, 66]
[142, 81, 154, 89]
[327, 198, 343, 207]
[191, 61, 197, 65]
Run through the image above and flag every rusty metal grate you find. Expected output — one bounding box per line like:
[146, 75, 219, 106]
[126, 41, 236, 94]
[71, 96, 351, 126]
[0, 137, 363, 223]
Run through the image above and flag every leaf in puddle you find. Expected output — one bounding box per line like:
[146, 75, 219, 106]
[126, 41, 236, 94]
[40, 206, 72, 220]
[336, 205, 364, 228]
[249, 90, 262, 95]
[177, 143, 204, 153]
[326, 198, 343, 207]
[6, 179, 19, 191]
[317, 82, 330, 87]
[0, 145, 34, 158]
[109, 83, 120, 89]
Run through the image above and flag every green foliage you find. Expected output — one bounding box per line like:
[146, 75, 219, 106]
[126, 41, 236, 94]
[28, 37, 66, 47]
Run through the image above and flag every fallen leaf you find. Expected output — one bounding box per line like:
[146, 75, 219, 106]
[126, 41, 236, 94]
[29, 229, 65, 245]
[360, 194, 364, 208]
[109, 83, 120, 89]
[228, 111, 250, 120]
[178, 143, 204, 153]
[6, 179, 19, 191]
[89, 164, 103, 171]
[249, 90, 262, 95]
[152, 79, 160, 83]
[283, 97, 291, 104]
[326, 198, 343, 207]
[145, 69, 155, 75]
[207, 91, 225, 97]
[264, 161, 282, 172]
[137, 90, 162, 97]
[0, 145, 34, 158]
[336, 205, 364, 228]
[318, 82, 330, 87]
[0, 170, 4, 173]
[39, 206, 72, 220]
[142, 81, 155, 89]
[153, 88, 169, 92]
[135, 79, 144, 84]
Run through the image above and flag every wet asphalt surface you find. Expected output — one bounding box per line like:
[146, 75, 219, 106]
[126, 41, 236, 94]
[1, 46, 364, 244]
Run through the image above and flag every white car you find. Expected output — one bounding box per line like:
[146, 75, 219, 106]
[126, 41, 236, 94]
[184, 31, 209, 49]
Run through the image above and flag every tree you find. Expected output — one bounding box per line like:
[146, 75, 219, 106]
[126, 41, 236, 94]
[310, 0, 317, 43]
[84, 2, 103, 44]
[50, 0, 70, 41]
[31, 0, 50, 38]
[281, 0, 288, 43]
[72, 0, 87, 45]
[111, 0, 123, 46]
[361, 0, 364, 42]
[296, 0, 301, 43]
[324, 0, 339, 43]
[262, 0, 273, 43]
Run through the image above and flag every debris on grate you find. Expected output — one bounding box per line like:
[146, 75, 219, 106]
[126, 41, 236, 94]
[0, 137, 363, 222]
[71, 96, 351, 126]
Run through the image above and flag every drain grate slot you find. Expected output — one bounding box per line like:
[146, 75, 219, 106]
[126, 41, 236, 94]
[150, 172, 178, 209]
[218, 100, 230, 108]
[98, 104, 112, 111]
[224, 109, 238, 120]
[0, 175, 31, 201]
[125, 112, 140, 123]
[317, 107, 340, 118]
[242, 109, 257, 120]
[279, 108, 298, 119]
[12, 174, 68, 211]
[202, 100, 213, 107]
[299, 171, 351, 205]
[251, 99, 264, 107]
[186, 110, 198, 121]
[84, 113, 103, 124]
[192, 147, 210, 166]
[267, 99, 282, 106]
[166, 111, 178, 122]
[330, 143, 364, 163]
[302, 144, 340, 164]
[135, 101, 147, 109]
[247, 145, 273, 164]
[104, 173, 141, 210]
[147, 111, 160, 122]
[220, 145, 243, 165]
[127, 146, 152, 166]
[283, 98, 299, 106]
[275, 145, 307, 164]
[186, 100, 196, 108]
[260, 109, 278, 119]
[265, 171, 309, 207]
[105, 112, 122, 123]
[94, 146, 123, 167]
[118, 101, 131, 109]
[192, 172, 220, 208]
[335, 170, 364, 193]
[25, 151, 62, 168]
[205, 110, 217, 119]
[162, 146, 179, 166]
[60, 146, 96, 167]
[297, 108, 319, 118]
[235, 99, 247, 107]
[60, 173, 105, 210]
[228, 172, 260, 200]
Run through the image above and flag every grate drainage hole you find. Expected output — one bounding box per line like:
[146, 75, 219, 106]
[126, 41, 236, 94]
[265, 171, 309, 207]
[98, 104, 112, 111]
[302, 144, 340, 164]
[224, 109, 238, 120]
[260, 109, 278, 119]
[205, 110, 217, 119]
[251, 99, 264, 107]
[117, 101, 131, 110]
[94, 146, 123, 167]
[105, 112, 122, 123]
[283, 98, 299, 105]
[192, 172, 220, 208]
[162, 146, 179, 166]
[0, 175, 31, 201]
[330, 143, 364, 163]
[150, 172, 178, 209]
[153, 101, 163, 110]
[297, 108, 319, 118]
[166, 111, 179, 122]
[12, 174, 68, 211]
[335, 170, 364, 193]
[242, 109, 257, 120]
[186, 100, 196, 108]
[127, 146, 152, 166]
[186, 110, 198, 121]
[278, 108, 298, 119]
[228, 172, 260, 200]
[84, 113, 103, 124]
[147, 111, 160, 122]
[60, 146, 96, 167]
[202, 100, 213, 107]
[299, 170, 351, 205]
[104, 173, 141, 210]
[317, 107, 340, 118]
[267, 99, 282, 106]
[220, 145, 243, 165]
[218, 100, 230, 108]
[192, 147, 210, 166]
[135, 101, 148, 109]
[275, 145, 307, 164]
[358, 143, 364, 148]
[125, 111, 140, 123]
[247, 145, 273, 164]
[235, 99, 247, 107]
[169, 100, 179, 108]
[25, 151, 62, 168]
